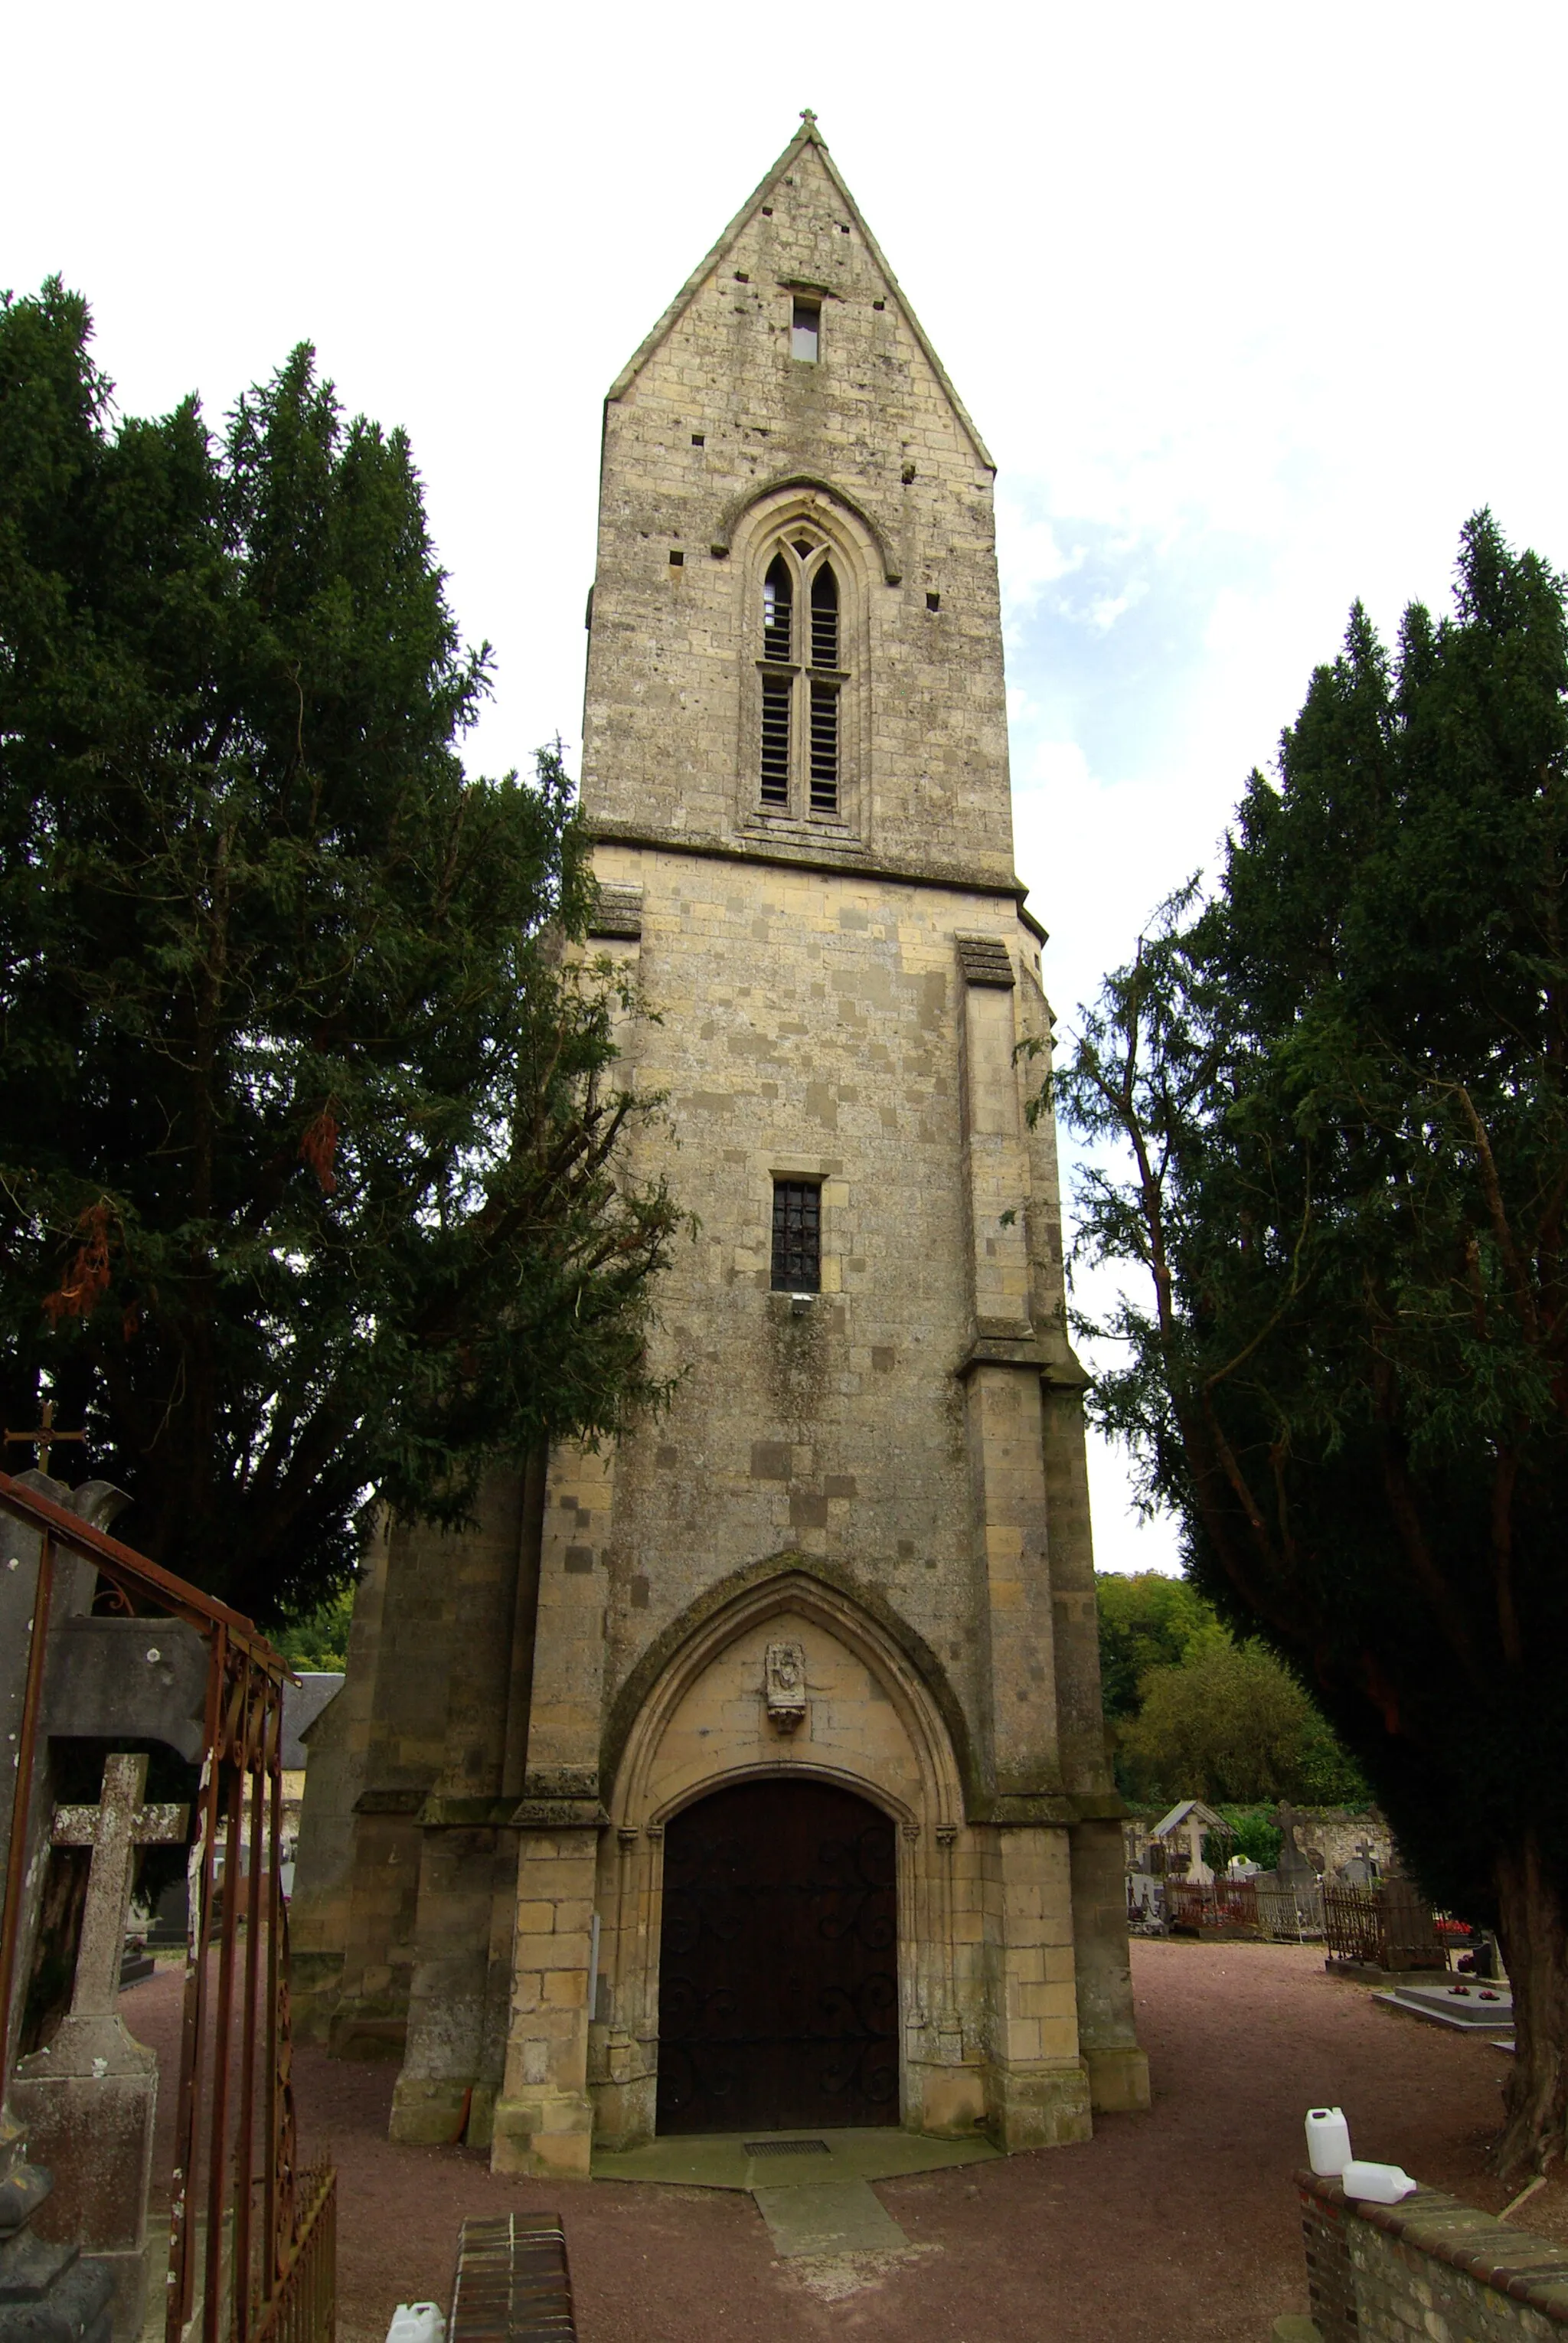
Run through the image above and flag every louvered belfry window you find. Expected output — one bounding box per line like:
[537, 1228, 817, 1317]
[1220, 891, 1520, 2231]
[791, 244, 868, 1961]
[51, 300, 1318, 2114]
[810, 565, 838, 667]
[763, 556, 792, 662]
[760, 676, 791, 804]
[771, 1180, 822, 1292]
[808, 684, 838, 812]
[757, 540, 845, 819]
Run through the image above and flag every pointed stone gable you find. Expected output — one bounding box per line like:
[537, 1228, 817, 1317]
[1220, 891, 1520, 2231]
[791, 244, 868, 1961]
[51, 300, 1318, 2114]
[582, 116, 1016, 887]
[608, 117, 992, 476]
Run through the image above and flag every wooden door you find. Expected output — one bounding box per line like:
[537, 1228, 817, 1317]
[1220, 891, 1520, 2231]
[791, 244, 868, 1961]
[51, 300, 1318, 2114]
[655, 1776, 899, 2134]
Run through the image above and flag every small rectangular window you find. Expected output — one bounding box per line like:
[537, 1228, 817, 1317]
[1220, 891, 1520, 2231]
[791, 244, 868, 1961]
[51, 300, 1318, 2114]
[808, 683, 838, 813]
[772, 1180, 822, 1292]
[760, 675, 791, 805]
[791, 299, 821, 363]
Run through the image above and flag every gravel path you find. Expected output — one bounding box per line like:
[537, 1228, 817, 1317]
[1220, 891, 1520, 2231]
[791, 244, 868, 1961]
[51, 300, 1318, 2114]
[121, 1938, 1521, 2342]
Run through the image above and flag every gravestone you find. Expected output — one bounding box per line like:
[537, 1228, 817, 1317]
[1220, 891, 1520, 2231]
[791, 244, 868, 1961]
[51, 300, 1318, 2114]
[2, 1466, 204, 2343]
[1, 1467, 205, 2062]
[0, 2102, 113, 2343]
[1276, 1806, 1319, 1882]
[137, 1876, 189, 1953]
[11, 1756, 187, 2343]
[1379, 1876, 1446, 1972]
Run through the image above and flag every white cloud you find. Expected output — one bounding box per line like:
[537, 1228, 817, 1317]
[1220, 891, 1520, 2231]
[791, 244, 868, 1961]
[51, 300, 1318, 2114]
[1086, 579, 1148, 632]
[1021, 739, 1090, 794]
[996, 507, 1083, 629]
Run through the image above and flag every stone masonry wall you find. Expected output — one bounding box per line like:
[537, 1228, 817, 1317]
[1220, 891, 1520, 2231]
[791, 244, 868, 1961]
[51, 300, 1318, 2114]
[581, 851, 1073, 1800]
[1299, 2172, 1568, 2340]
[485, 120, 1147, 2175]
[583, 126, 1014, 888]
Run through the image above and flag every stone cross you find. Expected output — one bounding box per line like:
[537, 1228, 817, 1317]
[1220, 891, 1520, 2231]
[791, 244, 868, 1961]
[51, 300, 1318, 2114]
[51, 1755, 187, 2018]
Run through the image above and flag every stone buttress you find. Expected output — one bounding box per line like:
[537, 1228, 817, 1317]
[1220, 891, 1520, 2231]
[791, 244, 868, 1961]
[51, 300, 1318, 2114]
[290, 115, 1149, 2178]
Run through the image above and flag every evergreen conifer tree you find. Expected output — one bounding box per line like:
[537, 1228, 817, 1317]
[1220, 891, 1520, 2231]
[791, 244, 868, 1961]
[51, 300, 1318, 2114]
[0, 282, 684, 1621]
[1051, 515, 1568, 2176]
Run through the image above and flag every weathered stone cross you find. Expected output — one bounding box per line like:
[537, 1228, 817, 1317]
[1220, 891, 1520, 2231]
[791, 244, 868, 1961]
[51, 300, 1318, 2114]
[52, 1753, 187, 2018]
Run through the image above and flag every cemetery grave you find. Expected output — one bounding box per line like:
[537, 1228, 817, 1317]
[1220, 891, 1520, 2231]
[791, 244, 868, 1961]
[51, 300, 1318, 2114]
[3, 1457, 1533, 2343]
[0, 1463, 331, 2343]
[114, 1935, 1527, 2341]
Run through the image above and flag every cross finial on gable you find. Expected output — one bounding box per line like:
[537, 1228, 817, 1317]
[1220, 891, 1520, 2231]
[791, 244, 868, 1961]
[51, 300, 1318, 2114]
[799, 108, 818, 129]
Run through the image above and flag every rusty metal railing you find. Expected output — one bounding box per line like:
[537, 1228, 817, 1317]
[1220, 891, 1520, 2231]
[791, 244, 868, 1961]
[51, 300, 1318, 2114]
[1323, 1881, 1383, 1966]
[1322, 1878, 1447, 1972]
[0, 1469, 334, 2343]
[250, 2167, 335, 2343]
[1165, 1877, 1262, 1933]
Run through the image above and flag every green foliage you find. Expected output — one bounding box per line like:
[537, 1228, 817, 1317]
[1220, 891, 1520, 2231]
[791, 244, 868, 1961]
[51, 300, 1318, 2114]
[1048, 517, 1568, 2165]
[270, 1587, 354, 1671]
[1094, 1569, 1218, 1719]
[0, 282, 687, 1621]
[1214, 1807, 1285, 1868]
[1120, 1634, 1357, 1805]
[1097, 1571, 1367, 1803]
[1295, 1706, 1374, 1808]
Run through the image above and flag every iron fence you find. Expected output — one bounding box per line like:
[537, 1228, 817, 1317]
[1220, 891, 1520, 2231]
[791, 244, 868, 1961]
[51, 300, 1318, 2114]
[0, 1468, 334, 2343]
[250, 2167, 335, 2343]
[1254, 1879, 1325, 1942]
[1165, 1878, 1262, 1933]
[1322, 1878, 1446, 1972]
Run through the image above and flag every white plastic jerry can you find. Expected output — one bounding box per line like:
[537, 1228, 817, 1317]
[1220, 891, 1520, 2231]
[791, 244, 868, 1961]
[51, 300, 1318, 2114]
[1342, 2160, 1418, 2204]
[386, 2306, 445, 2343]
[1305, 2106, 1352, 2175]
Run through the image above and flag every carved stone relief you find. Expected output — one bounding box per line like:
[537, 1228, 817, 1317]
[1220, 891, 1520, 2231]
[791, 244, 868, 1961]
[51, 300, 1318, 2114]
[763, 1639, 808, 1733]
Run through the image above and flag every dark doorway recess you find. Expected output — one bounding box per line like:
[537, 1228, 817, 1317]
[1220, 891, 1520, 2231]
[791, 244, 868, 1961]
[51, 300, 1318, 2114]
[656, 1776, 899, 2134]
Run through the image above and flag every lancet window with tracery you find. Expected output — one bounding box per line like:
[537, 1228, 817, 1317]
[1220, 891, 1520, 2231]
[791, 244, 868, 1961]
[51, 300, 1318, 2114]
[754, 531, 851, 822]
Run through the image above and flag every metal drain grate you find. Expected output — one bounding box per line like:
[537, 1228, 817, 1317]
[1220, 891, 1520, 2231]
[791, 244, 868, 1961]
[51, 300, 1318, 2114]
[744, 2139, 831, 2158]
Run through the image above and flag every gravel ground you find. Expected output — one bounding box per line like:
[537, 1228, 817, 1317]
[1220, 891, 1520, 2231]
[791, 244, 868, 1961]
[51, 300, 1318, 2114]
[122, 1937, 1527, 2343]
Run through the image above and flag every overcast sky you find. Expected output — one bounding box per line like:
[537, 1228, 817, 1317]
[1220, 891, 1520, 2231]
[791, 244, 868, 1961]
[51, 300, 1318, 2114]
[8, 1, 1564, 1573]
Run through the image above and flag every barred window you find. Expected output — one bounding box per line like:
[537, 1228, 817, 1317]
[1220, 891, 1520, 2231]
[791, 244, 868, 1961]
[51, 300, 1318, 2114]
[756, 541, 849, 821]
[763, 555, 792, 662]
[810, 564, 838, 668]
[760, 675, 791, 805]
[771, 1180, 822, 1293]
[808, 681, 838, 812]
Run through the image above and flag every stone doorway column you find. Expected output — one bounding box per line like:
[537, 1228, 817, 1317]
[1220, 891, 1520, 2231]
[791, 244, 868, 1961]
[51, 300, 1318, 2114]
[980, 1821, 1093, 2151]
[490, 1821, 599, 2180]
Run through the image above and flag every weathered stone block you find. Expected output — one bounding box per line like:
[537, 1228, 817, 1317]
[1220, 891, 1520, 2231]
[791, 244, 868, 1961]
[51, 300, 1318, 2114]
[12, 2016, 156, 2343]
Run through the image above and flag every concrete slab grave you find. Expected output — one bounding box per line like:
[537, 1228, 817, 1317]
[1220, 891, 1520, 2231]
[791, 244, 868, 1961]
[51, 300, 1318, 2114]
[1378, 1980, 1514, 2031]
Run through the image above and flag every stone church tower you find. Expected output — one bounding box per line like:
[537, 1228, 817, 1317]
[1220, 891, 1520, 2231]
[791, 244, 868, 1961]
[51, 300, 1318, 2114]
[291, 114, 1148, 2178]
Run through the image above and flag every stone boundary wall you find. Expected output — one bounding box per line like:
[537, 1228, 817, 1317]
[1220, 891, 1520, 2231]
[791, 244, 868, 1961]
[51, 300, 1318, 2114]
[1298, 2170, 1568, 2339]
[1125, 1809, 1392, 1878]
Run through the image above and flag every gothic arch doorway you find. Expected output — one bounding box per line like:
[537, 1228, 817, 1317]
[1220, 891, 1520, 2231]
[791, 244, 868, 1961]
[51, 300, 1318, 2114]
[655, 1776, 900, 2134]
